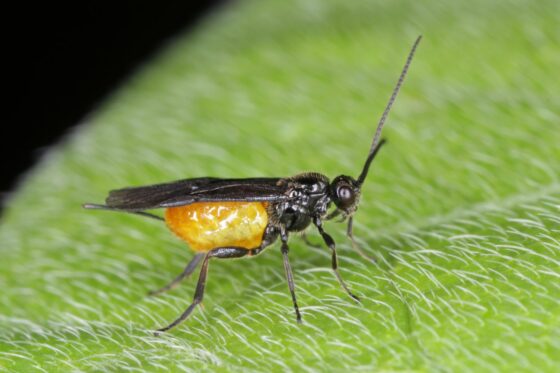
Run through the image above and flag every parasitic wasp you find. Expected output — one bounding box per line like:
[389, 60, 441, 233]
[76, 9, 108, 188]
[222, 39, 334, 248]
[84, 36, 422, 333]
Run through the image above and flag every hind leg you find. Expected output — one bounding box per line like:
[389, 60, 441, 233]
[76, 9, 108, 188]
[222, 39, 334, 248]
[148, 253, 205, 296]
[154, 246, 266, 334]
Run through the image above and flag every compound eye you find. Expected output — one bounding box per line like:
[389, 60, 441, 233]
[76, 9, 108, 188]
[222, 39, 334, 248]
[337, 186, 354, 204]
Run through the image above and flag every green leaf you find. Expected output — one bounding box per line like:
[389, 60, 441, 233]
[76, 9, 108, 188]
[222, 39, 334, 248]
[1, 0, 559, 371]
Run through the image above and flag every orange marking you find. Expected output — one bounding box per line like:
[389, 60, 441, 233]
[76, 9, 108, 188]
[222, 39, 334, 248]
[165, 202, 269, 252]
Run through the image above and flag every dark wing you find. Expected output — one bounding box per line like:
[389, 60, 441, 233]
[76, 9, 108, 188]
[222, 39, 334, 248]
[105, 177, 287, 211]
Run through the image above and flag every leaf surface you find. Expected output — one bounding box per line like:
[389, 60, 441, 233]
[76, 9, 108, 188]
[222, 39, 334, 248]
[1, 0, 559, 371]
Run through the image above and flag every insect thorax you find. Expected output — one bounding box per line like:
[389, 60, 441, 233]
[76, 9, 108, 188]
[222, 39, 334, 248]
[271, 172, 331, 232]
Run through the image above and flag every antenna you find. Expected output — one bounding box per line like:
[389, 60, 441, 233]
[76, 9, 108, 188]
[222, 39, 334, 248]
[357, 35, 422, 185]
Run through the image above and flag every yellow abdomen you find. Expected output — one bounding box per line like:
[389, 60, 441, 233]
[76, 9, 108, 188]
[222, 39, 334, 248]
[165, 202, 269, 252]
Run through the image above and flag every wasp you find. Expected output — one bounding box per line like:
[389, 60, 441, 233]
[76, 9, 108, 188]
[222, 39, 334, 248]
[84, 36, 421, 333]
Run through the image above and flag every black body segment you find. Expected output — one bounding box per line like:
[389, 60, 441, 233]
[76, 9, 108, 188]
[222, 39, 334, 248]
[273, 173, 331, 231]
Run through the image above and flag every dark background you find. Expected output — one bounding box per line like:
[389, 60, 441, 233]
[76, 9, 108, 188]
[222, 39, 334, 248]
[3, 1, 225, 202]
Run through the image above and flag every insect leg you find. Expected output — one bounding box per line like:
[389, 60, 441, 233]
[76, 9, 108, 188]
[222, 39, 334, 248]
[314, 218, 360, 302]
[347, 217, 377, 264]
[148, 253, 204, 296]
[280, 228, 302, 323]
[155, 246, 265, 334]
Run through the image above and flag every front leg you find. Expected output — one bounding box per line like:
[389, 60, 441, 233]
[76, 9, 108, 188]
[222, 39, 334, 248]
[347, 217, 378, 264]
[313, 217, 360, 302]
